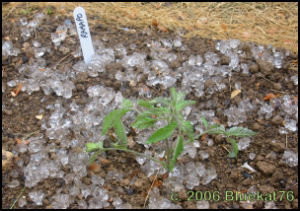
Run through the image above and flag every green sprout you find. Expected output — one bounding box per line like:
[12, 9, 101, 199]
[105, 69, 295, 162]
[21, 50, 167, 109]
[46, 7, 53, 15]
[86, 88, 257, 172]
[20, 8, 33, 15]
[197, 118, 257, 158]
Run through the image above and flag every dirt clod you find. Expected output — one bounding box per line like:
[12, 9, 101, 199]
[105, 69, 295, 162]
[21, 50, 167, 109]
[256, 161, 276, 175]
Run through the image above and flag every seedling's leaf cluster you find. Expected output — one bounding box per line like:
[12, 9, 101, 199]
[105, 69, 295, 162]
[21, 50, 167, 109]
[200, 118, 257, 158]
[170, 136, 184, 171]
[146, 121, 177, 144]
[225, 127, 257, 137]
[132, 88, 196, 171]
[102, 102, 133, 146]
[85, 88, 257, 172]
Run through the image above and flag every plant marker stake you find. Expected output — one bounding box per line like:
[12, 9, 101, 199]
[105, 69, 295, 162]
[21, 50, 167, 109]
[73, 7, 95, 64]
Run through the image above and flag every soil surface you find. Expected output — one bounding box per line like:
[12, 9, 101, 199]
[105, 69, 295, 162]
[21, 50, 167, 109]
[2, 9, 298, 209]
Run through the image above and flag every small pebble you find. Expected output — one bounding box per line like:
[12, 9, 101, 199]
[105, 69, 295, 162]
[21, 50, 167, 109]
[273, 82, 282, 90]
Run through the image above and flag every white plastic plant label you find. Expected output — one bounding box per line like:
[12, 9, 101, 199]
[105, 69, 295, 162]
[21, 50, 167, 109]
[73, 7, 95, 64]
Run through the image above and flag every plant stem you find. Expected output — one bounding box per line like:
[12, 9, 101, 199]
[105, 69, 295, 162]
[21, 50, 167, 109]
[10, 186, 26, 209]
[165, 138, 172, 171]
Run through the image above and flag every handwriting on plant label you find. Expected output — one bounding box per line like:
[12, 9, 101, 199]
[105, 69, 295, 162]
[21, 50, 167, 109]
[76, 13, 88, 38]
[73, 7, 95, 64]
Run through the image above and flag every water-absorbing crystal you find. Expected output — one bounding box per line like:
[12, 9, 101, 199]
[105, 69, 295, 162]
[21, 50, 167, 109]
[2, 41, 21, 57]
[34, 47, 46, 58]
[112, 197, 123, 208]
[121, 52, 146, 68]
[201, 167, 217, 185]
[284, 118, 297, 132]
[185, 162, 200, 189]
[264, 201, 278, 209]
[17, 143, 28, 153]
[258, 103, 274, 119]
[207, 138, 214, 146]
[32, 40, 41, 47]
[249, 152, 256, 160]
[92, 187, 109, 201]
[229, 53, 239, 69]
[273, 51, 283, 69]
[241, 162, 256, 173]
[199, 151, 209, 160]
[91, 174, 104, 186]
[188, 55, 197, 66]
[136, 155, 147, 165]
[18, 197, 27, 208]
[81, 185, 91, 199]
[195, 162, 206, 177]
[57, 149, 69, 166]
[88, 198, 107, 209]
[197, 200, 210, 209]
[225, 97, 256, 126]
[51, 25, 68, 46]
[7, 179, 20, 188]
[78, 200, 88, 209]
[241, 63, 249, 75]
[141, 159, 160, 177]
[21, 27, 32, 40]
[204, 51, 220, 65]
[29, 190, 45, 206]
[19, 17, 28, 26]
[238, 137, 251, 150]
[291, 75, 298, 86]
[51, 194, 70, 209]
[173, 37, 182, 48]
[182, 143, 197, 159]
[148, 188, 182, 209]
[282, 150, 298, 167]
[161, 38, 173, 48]
[70, 186, 80, 196]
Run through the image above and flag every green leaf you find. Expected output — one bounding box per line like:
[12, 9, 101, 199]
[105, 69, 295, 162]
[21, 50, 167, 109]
[200, 116, 208, 129]
[89, 150, 102, 165]
[182, 121, 194, 141]
[176, 100, 196, 112]
[149, 107, 170, 117]
[225, 127, 257, 137]
[170, 87, 177, 101]
[117, 108, 131, 118]
[209, 123, 221, 129]
[86, 142, 103, 152]
[132, 116, 157, 129]
[137, 99, 154, 109]
[170, 88, 185, 107]
[228, 138, 239, 158]
[150, 97, 169, 106]
[146, 121, 177, 144]
[205, 125, 226, 135]
[175, 92, 185, 103]
[113, 119, 127, 146]
[112, 143, 128, 150]
[135, 111, 155, 119]
[102, 108, 130, 136]
[102, 110, 118, 135]
[121, 99, 133, 109]
[47, 7, 53, 15]
[169, 136, 184, 171]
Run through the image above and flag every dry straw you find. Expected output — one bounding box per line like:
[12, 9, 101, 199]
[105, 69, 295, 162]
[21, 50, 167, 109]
[3, 2, 298, 54]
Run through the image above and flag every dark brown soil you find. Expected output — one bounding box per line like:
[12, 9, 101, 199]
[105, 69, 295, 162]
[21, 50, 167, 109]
[2, 9, 298, 209]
